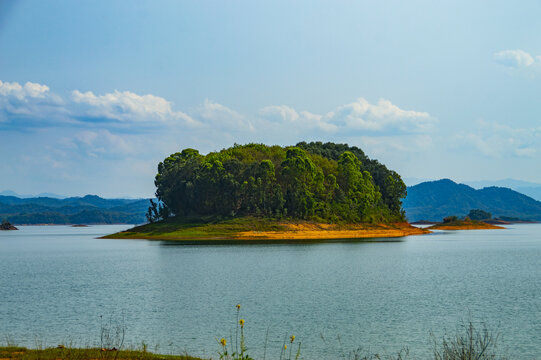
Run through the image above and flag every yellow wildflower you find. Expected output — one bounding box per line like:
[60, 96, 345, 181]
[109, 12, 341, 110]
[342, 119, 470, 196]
[220, 338, 227, 347]
[290, 335, 295, 343]
[284, 345, 287, 350]
[239, 319, 245, 327]
[236, 304, 241, 310]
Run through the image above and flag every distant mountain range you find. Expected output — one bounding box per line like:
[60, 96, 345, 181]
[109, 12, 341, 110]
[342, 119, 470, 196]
[0, 190, 66, 199]
[404, 178, 541, 202]
[0, 194, 151, 225]
[462, 179, 541, 202]
[403, 179, 541, 222]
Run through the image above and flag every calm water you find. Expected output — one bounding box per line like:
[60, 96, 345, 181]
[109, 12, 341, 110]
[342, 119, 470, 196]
[1, 224, 541, 359]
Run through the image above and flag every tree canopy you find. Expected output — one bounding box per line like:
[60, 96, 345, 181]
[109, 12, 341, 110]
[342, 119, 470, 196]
[467, 209, 492, 220]
[153, 142, 407, 223]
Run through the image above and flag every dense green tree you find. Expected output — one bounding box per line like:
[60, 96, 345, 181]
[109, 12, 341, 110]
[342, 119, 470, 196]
[296, 141, 407, 219]
[467, 209, 492, 220]
[443, 215, 459, 223]
[154, 148, 203, 216]
[152, 143, 407, 223]
[336, 152, 380, 222]
[280, 147, 324, 218]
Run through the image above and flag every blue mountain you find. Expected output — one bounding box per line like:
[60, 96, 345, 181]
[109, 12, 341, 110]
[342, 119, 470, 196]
[403, 179, 541, 222]
[0, 195, 151, 225]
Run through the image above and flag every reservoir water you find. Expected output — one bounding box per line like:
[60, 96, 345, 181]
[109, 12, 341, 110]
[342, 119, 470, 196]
[1, 224, 541, 359]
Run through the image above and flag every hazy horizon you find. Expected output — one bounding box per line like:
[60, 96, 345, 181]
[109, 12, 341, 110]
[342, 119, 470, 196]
[2, 1, 541, 198]
[4, 176, 541, 200]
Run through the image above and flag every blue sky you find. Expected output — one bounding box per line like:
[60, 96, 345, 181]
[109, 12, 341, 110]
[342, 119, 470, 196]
[2, 0, 541, 197]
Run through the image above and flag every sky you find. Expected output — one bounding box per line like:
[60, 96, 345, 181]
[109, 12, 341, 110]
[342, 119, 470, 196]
[2, 0, 541, 198]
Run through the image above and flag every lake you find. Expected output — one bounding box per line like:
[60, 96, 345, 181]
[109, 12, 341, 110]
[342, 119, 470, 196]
[1, 224, 541, 359]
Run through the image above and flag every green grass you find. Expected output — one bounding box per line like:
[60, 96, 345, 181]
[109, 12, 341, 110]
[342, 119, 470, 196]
[0, 346, 204, 360]
[102, 215, 413, 242]
[103, 216, 289, 240]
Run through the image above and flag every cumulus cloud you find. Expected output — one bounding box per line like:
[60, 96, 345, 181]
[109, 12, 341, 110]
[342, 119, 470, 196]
[259, 105, 300, 123]
[2, 79, 434, 140]
[258, 98, 435, 135]
[493, 49, 540, 68]
[195, 99, 254, 131]
[2, 78, 437, 163]
[0, 80, 51, 99]
[0, 80, 200, 129]
[0, 80, 67, 123]
[72, 89, 196, 125]
[326, 98, 434, 133]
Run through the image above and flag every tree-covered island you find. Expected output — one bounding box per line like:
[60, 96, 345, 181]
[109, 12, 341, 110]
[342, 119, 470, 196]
[1, 219, 18, 230]
[105, 142, 428, 241]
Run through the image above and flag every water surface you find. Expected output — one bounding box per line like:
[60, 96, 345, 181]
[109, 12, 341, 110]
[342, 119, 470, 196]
[1, 224, 540, 359]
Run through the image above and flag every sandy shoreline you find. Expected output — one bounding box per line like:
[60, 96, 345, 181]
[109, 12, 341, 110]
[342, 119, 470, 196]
[235, 222, 428, 240]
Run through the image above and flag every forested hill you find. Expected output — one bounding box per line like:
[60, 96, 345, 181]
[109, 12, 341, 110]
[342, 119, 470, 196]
[0, 195, 150, 224]
[403, 179, 541, 221]
[151, 142, 407, 223]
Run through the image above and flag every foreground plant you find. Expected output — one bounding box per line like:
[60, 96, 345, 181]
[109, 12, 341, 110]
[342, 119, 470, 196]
[218, 304, 302, 360]
[432, 321, 507, 360]
[217, 304, 252, 360]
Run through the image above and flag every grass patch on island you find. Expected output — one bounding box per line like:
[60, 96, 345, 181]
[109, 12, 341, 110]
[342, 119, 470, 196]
[103, 216, 287, 240]
[102, 216, 429, 242]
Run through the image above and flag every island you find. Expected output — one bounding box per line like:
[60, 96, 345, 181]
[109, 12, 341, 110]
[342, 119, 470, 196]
[104, 216, 427, 241]
[1, 220, 18, 230]
[106, 142, 429, 241]
[427, 216, 504, 230]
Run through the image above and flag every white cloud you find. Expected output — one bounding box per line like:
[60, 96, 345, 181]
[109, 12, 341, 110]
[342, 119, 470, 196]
[326, 98, 435, 133]
[2, 78, 438, 165]
[0, 80, 67, 122]
[493, 49, 538, 68]
[259, 105, 300, 122]
[195, 99, 254, 131]
[0, 80, 201, 129]
[0, 80, 50, 99]
[2, 79, 434, 141]
[72, 89, 196, 124]
[258, 98, 434, 135]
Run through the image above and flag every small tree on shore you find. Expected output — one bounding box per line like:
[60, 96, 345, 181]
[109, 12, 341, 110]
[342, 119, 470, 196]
[1, 219, 14, 230]
[443, 215, 458, 223]
[467, 209, 492, 220]
[146, 199, 171, 223]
